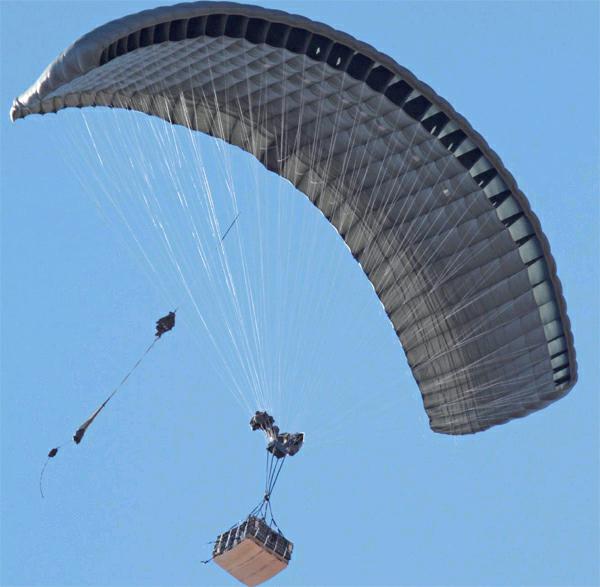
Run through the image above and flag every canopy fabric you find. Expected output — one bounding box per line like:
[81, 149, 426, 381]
[11, 1, 577, 434]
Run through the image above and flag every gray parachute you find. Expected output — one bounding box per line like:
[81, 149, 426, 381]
[11, 1, 577, 435]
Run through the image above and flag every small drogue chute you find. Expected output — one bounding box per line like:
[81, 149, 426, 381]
[155, 311, 176, 338]
[39, 310, 177, 497]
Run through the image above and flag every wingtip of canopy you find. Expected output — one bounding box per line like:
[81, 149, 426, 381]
[9, 95, 38, 121]
[9, 99, 23, 122]
[10, 90, 45, 121]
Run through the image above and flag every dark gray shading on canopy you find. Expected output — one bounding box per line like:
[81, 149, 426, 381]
[10, 1, 577, 435]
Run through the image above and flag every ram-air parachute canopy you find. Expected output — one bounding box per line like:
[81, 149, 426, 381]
[11, 1, 577, 435]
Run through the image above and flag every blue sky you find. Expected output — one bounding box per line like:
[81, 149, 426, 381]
[1, 2, 598, 586]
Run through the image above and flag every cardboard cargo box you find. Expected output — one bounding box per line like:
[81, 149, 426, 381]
[212, 516, 293, 586]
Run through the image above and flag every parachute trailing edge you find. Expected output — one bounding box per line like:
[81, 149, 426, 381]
[11, 1, 577, 435]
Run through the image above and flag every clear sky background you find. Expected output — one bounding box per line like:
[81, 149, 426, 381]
[1, 1, 598, 586]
